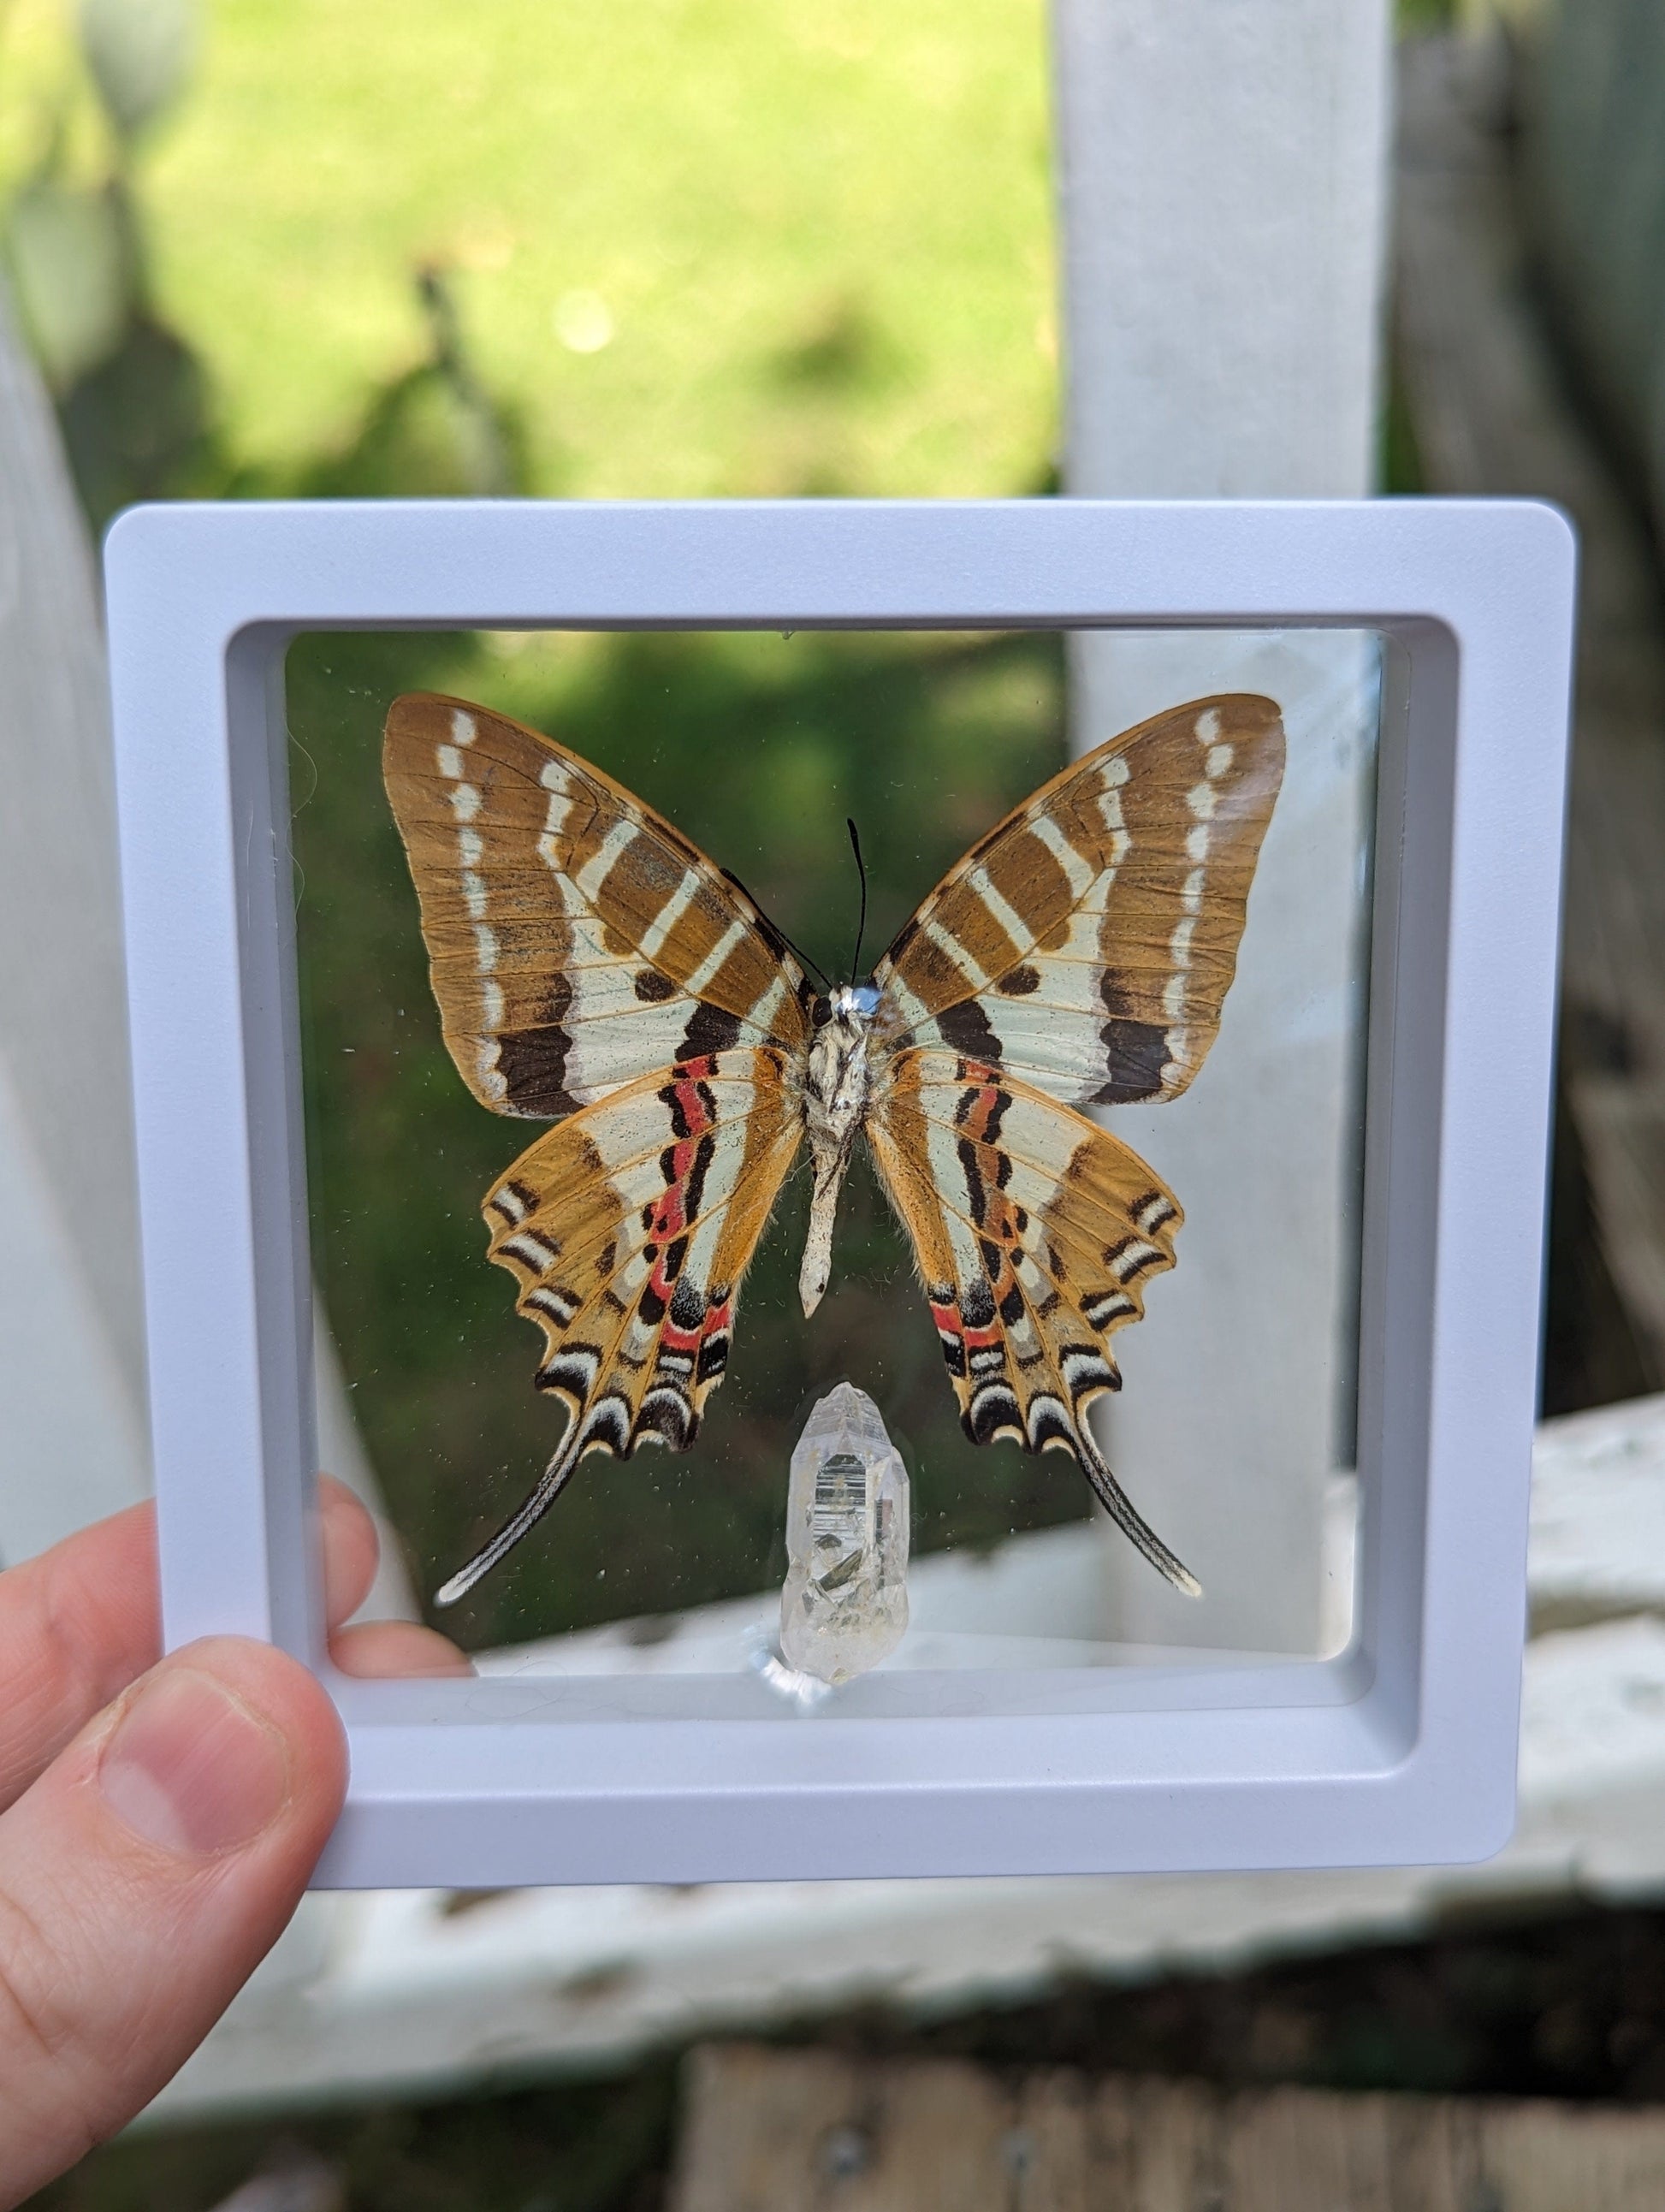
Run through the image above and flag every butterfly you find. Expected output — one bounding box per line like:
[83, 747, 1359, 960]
[382, 690, 1285, 1606]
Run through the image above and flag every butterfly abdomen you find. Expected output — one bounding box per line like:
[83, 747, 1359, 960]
[798, 989, 881, 1317]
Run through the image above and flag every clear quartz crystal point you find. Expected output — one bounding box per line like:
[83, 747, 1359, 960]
[779, 1382, 910, 1686]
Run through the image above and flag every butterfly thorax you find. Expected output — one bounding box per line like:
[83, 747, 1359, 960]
[798, 981, 886, 1318]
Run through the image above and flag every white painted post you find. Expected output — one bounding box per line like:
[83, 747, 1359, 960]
[1050, 1, 1393, 1652]
[0, 284, 151, 1563]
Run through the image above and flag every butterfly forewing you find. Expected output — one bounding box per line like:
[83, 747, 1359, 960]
[866, 1048, 1194, 1592]
[384, 692, 813, 1118]
[873, 694, 1284, 1110]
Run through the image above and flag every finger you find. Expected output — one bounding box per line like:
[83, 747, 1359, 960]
[0, 1637, 344, 2205]
[317, 1480, 380, 1633]
[0, 1480, 378, 1813]
[0, 1503, 158, 1816]
[329, 1620, 473, 1678]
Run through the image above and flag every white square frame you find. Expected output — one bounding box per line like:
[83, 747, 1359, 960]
[104, 497, 1575, 1889]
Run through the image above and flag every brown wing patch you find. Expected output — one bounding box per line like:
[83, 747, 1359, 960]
[874, 694, 1284, 1110]
[383, 693, 813, 1118]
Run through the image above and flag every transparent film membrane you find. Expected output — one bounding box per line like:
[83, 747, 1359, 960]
[287, 625, 1378, 1694]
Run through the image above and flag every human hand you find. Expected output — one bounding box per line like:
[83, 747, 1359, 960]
[0, 1480, 467, 2207]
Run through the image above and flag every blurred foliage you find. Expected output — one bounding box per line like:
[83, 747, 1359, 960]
[293, 265, 529, 501]
[1380, 367, 1425, 495]
[0, 0, 219, 519]
[289, 625, 1081, 1645]
[6, 170, 127, 379]
[78, 0, 198, 144]
[0, 0, 528, 519]
[1397, 0, 1460, 28]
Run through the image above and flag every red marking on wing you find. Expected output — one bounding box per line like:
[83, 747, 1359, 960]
[648, 1057, 719, 1244]
[641, 1056, 732, 1365]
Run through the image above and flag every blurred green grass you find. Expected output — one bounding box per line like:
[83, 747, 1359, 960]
[3, 0, 1057, 501]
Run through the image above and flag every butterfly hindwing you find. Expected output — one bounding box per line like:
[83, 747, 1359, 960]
[866, 1047, 1197, 1593]
[383, 692, 813, 1119]
[435, 1046, 803, 1604]
[873, 693, 1284, 1110]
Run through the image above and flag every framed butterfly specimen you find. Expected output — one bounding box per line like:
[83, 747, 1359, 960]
[384, 691, 1285, 1607]
[108, 497, 1571, 1885]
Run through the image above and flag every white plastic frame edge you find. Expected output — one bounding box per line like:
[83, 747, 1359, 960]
[103, 497, 1575, 1889]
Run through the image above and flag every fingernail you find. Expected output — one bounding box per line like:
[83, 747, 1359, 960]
[99, 1669, 292, 1857]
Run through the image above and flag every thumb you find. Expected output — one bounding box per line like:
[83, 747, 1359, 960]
[0, 1637, 345, 2207]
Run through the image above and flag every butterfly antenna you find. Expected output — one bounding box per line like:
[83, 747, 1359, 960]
[717, 864, 830, 991]
[847, 817, 868, 980]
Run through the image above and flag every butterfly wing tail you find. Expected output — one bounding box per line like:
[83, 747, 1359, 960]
[1072, 1418, 1201, 1598]
[434, 1418, 588, 1608]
